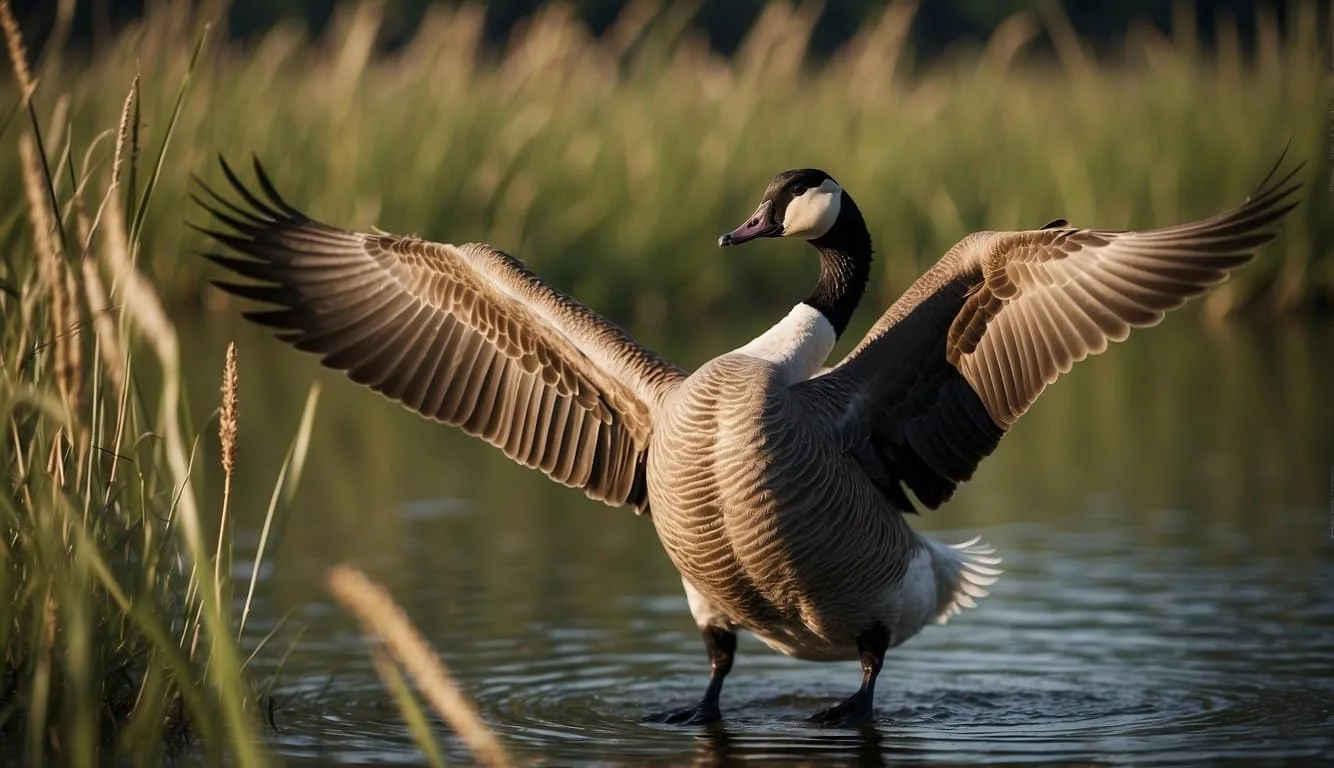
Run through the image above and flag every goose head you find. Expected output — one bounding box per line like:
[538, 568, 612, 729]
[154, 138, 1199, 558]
[718, 169, 873, 338]
[718, 169, 848, 247]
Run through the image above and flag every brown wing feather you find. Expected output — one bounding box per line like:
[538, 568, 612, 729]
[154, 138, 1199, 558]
[192, 157, 685, 509]
[799, 160, 1302, 510]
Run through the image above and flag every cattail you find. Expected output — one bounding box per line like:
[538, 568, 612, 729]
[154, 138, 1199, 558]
[0, 0, 34, 101]
[326, 565, 511, 768]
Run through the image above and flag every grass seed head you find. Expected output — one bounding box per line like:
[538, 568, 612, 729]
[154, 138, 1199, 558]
[220, 342, 239, 478]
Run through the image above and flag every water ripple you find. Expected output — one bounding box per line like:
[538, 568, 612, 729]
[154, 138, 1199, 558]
[249, 516, 1334, 766]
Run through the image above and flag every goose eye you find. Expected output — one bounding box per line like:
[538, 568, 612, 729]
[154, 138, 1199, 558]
[791, 184, 807, 197]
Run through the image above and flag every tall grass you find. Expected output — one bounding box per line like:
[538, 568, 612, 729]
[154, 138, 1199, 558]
[3, 0, 1327, 329]
[0, 2, 308, 762]
[0, 2, 567, 762]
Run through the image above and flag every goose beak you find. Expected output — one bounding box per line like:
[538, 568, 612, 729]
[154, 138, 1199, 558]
[719, 200, 780, 247]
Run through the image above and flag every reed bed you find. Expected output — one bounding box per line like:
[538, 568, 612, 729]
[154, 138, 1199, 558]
[3, 0, 1329, 329]
[0, 2, 320, 762]
[3, 6, 513, 760]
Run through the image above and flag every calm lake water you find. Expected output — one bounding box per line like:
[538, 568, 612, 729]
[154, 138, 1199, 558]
[180, 311, 1334, 766]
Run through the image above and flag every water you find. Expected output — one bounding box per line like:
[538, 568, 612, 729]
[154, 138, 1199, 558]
[181, 313, 1334, 766]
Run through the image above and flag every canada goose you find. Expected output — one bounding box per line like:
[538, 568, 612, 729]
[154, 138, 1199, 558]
[193, 156, 1300, 726]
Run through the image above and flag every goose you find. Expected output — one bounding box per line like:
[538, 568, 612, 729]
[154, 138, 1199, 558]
[193, 156, 1300, 726]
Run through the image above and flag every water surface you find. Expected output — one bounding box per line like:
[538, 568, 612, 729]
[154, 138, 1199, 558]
[183, 314, 1334, 766]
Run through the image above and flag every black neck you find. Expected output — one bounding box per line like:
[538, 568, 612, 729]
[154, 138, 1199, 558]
[803, 193, 872, 337]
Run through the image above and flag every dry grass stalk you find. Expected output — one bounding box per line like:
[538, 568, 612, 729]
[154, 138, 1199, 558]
[46, 426, 67, 488]
[401, 3, 483, 81]
[100, 192, 175, 365]
[75, 79, 139, 262]
[835, 0, 917, 99]
[50, 276, 79, 419]
[72, 173, 93, 257]
[80, 257, 125, 402]
[605, 0, 661, 60]
[16, 264, 36, 361]
[214, 342, 239, 595]
[1039, 1, 1092, 78]
[129, 76, 141, 185]
[99, 190, 193, 548]
[19, 132, 60, 286]
[112, 76, 139, 189]
[219, 342, 238, 477]
[20, 133, 80, 421]
[329, 0, 384, 90]
[47, 96, 70, 177]
[326, 565, 512, 768]
[0, 0, 34, 101]
[61, 260, 84, 417]
[8, 420, 35, 512]
[61, 140, 88, 422]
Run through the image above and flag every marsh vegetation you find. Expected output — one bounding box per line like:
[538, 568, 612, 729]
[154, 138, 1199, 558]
[1, 1, 1329, 764]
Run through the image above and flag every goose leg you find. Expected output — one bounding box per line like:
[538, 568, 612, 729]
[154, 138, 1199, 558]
[651, 626, 736, 725]
[809, 625, 889, 727]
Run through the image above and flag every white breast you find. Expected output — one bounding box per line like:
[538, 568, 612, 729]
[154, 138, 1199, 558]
[735, 303, 836, 384]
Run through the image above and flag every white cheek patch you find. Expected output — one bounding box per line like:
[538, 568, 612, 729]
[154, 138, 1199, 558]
[782, 178, 842, 240]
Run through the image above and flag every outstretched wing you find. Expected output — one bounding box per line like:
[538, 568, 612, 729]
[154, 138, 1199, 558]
[192, 157, 686, 509]
[797, 161, 1302, 510]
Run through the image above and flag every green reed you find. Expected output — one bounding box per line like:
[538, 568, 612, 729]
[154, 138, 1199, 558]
[0, 6, 324, 762]
[4, 1, 1328, 328]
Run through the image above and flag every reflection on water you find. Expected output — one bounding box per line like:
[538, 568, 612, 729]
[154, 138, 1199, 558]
[179, 311, 1334, 766]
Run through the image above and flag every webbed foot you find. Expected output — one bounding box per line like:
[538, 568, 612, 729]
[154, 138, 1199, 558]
[809, 624, 889, 727]
[808, 690, 874, 727]
[648, 625, 735, 726]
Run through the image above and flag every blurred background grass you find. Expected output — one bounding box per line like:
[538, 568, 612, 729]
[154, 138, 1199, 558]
[3, 0, 1330, 334]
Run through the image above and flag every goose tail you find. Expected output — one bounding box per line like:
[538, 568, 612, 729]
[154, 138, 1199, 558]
[924, 536, 1002, 624]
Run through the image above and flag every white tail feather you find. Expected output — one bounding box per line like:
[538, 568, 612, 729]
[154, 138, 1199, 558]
[925, 535, 1002, 624]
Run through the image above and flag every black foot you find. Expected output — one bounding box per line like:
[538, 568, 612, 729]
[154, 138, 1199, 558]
[646, 702, 722, 725]
[647, 625, 734, 726]
[808, 690, 874, 727]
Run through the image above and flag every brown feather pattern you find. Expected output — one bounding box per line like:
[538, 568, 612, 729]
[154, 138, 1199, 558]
[798, 162, 1301, 511]
[193, 158, 684, 508]
[647, 355, 925, 659]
